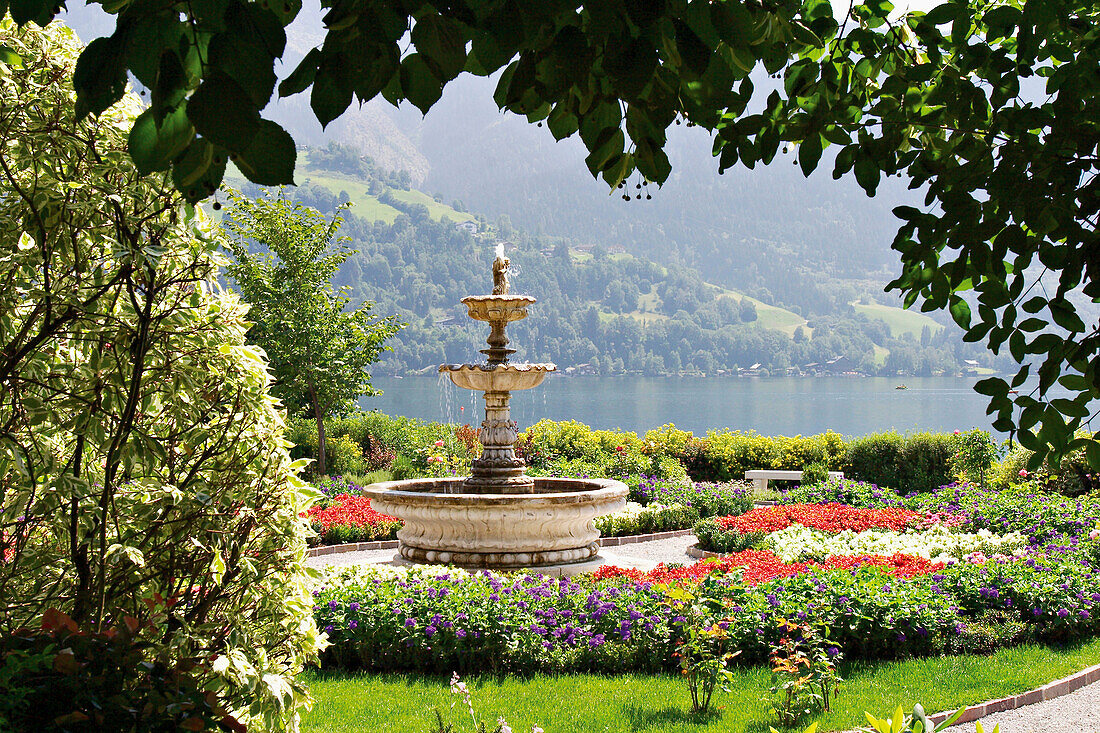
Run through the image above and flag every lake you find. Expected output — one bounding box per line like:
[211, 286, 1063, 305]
[359, 375, 1016, 438]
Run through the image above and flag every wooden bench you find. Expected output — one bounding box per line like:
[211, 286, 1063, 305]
[745, 469, 843, 494]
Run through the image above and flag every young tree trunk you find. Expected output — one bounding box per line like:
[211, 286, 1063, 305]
[307, 380, 327, 476]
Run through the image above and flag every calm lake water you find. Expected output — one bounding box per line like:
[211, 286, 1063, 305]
[359, 375, 1016, 438]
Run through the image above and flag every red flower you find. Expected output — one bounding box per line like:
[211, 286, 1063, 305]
[303, 495, 400, 531]
[596, 550, 942, 587]
[716, 504, 921, 535]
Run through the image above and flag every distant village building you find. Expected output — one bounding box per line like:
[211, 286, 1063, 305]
[456, 220, 478, 234]
[825, 355, 856, 374]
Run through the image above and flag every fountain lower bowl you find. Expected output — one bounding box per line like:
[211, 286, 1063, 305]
[363, 477, 627, 569]
[440, 363, 555, 391]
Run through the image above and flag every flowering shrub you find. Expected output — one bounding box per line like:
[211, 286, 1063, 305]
[629, 476, 754, 518]
[780, 478, 909, 509]
[314, 475, 369, 502]
[305, 495, 402, 545]
[760, 524, 1027, 564]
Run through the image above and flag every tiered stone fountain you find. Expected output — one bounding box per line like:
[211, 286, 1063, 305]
[365, 248, 627, 573]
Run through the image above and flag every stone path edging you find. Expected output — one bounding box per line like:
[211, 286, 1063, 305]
[833, 663, 1100, 731]
[929, 663, 1100, 729]
[305, 528, 695, 558]
[687, 543, 720, 559]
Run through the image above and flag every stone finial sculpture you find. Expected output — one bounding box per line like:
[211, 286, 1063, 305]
[492, 253, 510, 295]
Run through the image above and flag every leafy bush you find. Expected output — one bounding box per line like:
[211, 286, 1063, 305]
[693, 517, 765, 553]
[945, 611, 1031, 655]
[0, 20, 320, 730]
[990, 439, 1097, 497]
[948, 429, 1000, 487]
[0, 610, 235, 732]
[682, 430, 845, 483]
[801, 460, 829, 486]
[595, 503, 699, 536]
[844, 431, 956, 493]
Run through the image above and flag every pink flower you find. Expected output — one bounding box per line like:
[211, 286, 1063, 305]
[953, 430, 960, 435]
[1089, 529, 1100, 541]
[1018, 469, 1028, 478]
[434, 440, 445, 448]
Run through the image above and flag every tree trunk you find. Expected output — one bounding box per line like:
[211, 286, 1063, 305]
[308, 380, 327, 476]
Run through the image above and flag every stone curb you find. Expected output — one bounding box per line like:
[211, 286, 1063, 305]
[925, 663, 1100, 729]
[687, 543, 721, 559]
[306, 528, 695, 558]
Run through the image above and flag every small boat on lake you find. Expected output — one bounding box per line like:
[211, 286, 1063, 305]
[895, 384, 909, 390]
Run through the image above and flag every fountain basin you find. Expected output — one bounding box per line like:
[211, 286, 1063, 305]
[440, 363, 556, 392]
[364, 477, 627, 569]
[461, 294, 537, 324]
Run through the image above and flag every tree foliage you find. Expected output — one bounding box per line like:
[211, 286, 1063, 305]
[0, 20, 321, 729]
[221, 192, 402, 476]
[6, 0, 1097, 465]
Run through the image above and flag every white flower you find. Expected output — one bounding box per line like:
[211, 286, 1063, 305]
[498, 717, 512, 733]
[761, 523, 1025, 563]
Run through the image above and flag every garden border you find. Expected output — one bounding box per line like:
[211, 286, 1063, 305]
[305, 528, 695, 557]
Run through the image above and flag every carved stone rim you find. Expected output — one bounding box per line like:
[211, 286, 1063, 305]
[461, 295, 537, 304]
[439, 363, 557, 373]
[363, 477, 627, 506]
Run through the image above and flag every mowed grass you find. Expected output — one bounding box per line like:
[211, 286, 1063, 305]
[299, 637, 1100, 733]
[851, 301, 944, 340]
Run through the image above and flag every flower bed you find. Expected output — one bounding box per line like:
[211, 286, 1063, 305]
[304, 495, 402, 546]
[759, 524, 1026, 563]
[311, 481, 1100, 674]
[717, 504, 922, 534]
[312, 544, 1100, 673]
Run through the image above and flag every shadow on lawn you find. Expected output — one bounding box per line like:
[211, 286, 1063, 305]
[621, 704, 721, 730]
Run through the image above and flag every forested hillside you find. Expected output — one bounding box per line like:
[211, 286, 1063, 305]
[232, 151, 1004, 378]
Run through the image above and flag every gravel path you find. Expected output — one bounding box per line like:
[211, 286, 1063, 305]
[945, 681, 1100, 732]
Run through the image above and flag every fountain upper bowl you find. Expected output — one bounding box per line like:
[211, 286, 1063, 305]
[461, 295, 537, 323]
[440, 362, 556, 391]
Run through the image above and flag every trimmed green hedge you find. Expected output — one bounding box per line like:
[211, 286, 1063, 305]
[286, 413, 1067, 495]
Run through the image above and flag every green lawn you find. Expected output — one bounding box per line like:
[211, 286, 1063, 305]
[851, 301, 944, 340]
[300, 638, 1100, 733]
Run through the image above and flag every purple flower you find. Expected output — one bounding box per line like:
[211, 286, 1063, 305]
[348, 620, 358, 629]
[1058, 608, 1070, 618]
[404, 618, 416, 628]
[349, 602, 360, 612]
[328, 600, 338, 610]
